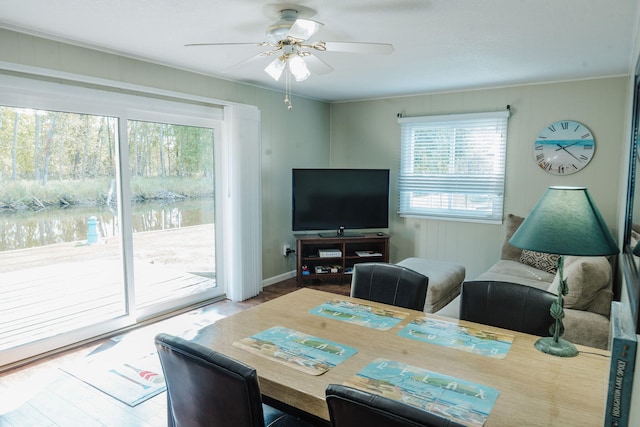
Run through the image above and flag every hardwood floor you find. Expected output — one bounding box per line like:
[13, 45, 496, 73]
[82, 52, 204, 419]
[0, 278, 350, 427]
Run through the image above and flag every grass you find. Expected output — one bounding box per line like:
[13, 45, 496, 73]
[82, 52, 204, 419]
[0, 177, 214, 212]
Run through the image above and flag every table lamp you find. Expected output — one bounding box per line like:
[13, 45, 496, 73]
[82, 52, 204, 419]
[509, 186, 618, 357]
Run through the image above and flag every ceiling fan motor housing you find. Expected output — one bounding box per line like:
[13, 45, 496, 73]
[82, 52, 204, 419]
[265, 9, 299, 43]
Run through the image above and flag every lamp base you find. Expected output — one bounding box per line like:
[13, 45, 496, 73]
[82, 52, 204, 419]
[534, 336, 579, 357]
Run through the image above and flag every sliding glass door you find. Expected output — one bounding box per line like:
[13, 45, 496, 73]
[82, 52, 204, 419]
[0, 77, 224, 368]
[0, 107, 127, 360]
[127, 120, 218, 313]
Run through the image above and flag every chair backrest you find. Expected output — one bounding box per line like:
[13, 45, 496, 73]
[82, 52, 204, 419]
[350, 262, 428, 311]
[155, 333, 266, 427]
[325, 384, 465, 427]
[459, 280, 555, 336]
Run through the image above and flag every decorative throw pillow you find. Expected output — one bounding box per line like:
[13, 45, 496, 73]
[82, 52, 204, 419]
[547, 256, 611, 311]
[500, 214, 525, 261]
[519, 249, 560, 274]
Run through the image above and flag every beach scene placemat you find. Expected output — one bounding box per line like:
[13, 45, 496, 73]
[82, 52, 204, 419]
[233, 326, 358, 375]
[309, 299, 408, 330]
[398, 318, 514, 359]
[345, 358, 499, 426]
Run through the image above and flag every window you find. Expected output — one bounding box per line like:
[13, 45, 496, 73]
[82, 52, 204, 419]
[398, 110, 510, 224]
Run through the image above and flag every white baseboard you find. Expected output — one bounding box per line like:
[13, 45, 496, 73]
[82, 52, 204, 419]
[263, 270, 296, 288]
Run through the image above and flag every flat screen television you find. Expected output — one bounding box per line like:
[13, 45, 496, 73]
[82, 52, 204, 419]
[292, 168, 390, 237]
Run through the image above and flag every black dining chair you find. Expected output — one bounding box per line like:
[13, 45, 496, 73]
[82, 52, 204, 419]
[350, 262, 428, 311]
[155, 333, 314, 427]
[459, 280, 555, 336]
[325, 384, 465, 427]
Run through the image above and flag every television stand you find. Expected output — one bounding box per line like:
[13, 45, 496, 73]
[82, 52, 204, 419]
[296, 232, 390, 285]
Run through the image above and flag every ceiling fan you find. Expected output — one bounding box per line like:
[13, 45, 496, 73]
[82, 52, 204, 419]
[185, 8, 394, 108]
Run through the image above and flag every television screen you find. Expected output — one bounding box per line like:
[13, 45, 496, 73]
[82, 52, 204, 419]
[292, 168, 390, 236]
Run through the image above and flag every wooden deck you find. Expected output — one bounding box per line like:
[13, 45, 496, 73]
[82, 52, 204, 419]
[0, 225, 216, 352]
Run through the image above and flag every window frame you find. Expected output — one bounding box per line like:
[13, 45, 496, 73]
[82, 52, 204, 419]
[398, 110, 510, 224]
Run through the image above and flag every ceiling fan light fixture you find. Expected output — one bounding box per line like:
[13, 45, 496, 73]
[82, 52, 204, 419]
[288, 55, 310, 81]
[265, 57, 286, 81]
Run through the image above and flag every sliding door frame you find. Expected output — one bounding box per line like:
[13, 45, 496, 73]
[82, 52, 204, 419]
[0, 72, 246, 369]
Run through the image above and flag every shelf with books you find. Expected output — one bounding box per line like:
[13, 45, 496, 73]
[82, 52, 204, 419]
[296, 233, 389, 284]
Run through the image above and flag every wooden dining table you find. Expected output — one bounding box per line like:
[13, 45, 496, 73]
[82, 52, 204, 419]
[193, 288, 610, 426]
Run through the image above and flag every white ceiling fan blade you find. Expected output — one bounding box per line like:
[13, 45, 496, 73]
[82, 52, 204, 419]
[287, 18, 323, 41]
[220, 53, 268, 74]
[184, 42, 267, 47]
[304, 54, 334, 75]
[323, 41, 394, 55]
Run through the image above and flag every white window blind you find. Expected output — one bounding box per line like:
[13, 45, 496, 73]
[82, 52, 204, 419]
[398, 110, 510, 223]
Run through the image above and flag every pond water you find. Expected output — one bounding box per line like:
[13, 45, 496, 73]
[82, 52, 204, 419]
[0, 198, 214, 251]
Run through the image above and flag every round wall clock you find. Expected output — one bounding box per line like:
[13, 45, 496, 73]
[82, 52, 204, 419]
[534, 120, 595, 175]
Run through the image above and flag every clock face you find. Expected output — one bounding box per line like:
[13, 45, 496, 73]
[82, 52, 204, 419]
[534, 120, 595, 175]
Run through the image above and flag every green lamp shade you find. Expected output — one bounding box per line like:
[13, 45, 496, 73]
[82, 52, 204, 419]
[509, 187, 618, 256]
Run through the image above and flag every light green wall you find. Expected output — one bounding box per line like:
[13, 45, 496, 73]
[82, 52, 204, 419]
[330, 77, 629, 280]
[0, 28, 331, 282]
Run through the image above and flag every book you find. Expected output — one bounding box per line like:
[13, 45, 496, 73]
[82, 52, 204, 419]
[318, 249, 342, 258]
[355, 250, 382, 257]
[605, 301, 637, 426]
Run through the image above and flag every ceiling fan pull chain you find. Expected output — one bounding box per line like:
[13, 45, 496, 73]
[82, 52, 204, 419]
[285, 70, 293, 110]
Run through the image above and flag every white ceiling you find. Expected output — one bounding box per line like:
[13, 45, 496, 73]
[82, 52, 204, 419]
[1, 0, 638, 102]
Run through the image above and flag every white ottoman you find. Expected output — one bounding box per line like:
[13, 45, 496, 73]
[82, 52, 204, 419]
[396, 257, 465, 313]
